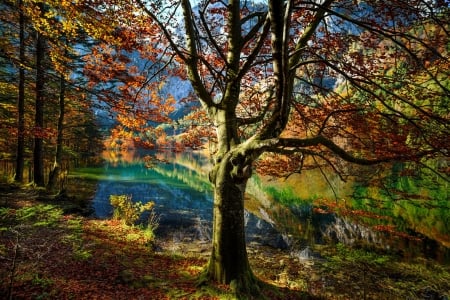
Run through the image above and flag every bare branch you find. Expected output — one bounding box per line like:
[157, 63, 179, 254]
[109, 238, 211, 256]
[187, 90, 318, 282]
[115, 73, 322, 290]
[237, 13, 271, 80]
[136, 0, 186, 61]
[199, 5, 228, 64]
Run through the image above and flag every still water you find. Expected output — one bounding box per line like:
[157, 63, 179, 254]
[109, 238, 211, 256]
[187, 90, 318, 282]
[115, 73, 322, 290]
[71, 150, 450, 263]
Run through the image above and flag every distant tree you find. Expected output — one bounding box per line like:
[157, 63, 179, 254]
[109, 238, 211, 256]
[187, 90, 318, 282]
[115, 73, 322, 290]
[0, 0, 109, 186]
[81, 13, 178, 150]
[46, 73, 65, 191]
[14, 0, 25, 183]
[137, 0, 449, 294]
[0, 0, 30, 181]
[33, 2, 46, 187]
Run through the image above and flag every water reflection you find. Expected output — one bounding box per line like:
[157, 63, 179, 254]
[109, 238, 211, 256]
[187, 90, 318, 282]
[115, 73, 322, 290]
[75, 150, 449, 264]
[90, 162, 214, 236]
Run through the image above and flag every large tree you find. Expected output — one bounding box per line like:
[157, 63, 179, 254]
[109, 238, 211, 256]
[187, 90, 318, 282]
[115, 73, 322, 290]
[136, 0, 449, 294]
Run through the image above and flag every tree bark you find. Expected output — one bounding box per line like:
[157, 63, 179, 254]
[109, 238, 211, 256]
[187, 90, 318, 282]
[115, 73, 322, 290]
[206, 151, 258, 294]
[14, 0, 25, 183]
[33, 27, 45, 187]
[47, 74, 65, 192]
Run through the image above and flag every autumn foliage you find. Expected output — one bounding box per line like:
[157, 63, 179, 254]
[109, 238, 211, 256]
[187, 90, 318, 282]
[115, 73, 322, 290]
[0, 0, 449, 295]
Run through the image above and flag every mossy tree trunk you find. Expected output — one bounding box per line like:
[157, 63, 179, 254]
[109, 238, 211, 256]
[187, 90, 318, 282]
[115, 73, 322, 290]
[179, 0, 261, 293]
[206, 150, 258, 293]
[146, 0, 448, 295]
[171, 0, 333, 295]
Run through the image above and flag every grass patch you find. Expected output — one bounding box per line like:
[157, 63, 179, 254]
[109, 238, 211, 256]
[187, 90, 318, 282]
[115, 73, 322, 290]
[320, 243, 450, 299]
[3, 202, 61, 226]
[326, 243, 392, 266]
[62, 217, 92, 261]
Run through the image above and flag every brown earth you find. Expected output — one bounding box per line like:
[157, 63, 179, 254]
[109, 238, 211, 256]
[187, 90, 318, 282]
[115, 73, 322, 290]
[1, 183, 449, 299]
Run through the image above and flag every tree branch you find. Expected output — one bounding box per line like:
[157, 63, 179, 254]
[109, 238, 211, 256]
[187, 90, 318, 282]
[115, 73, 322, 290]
[237, 13, 271, 80]
[137, 0, 186, 61]
[255, 135, 438, 166]
[237, 89, 275, 126]
[199, 6, 228, 64]
[316, 2, 450, 97]
[180, 0, 215, 107]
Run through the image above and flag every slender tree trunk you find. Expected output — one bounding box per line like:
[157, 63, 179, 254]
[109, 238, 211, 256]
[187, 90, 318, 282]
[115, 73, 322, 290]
[33, 28, 45, 187]
[14, 0, 25, 183]
[206, 151, 258, 294]
[47, 74, 65, 192]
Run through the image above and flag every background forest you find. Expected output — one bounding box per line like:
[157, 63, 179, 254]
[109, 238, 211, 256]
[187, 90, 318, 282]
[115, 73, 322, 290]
[0, 1, 448, 188]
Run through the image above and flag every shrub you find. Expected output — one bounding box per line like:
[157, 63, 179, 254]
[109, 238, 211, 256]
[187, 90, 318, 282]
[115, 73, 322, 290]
[109, 195, 155, 226]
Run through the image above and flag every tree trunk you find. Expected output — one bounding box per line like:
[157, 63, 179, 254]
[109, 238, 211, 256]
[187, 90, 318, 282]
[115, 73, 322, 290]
[14, 0, 25, 183]
[206, 151, 258, 294]
[33, 27, 45, 187]
[47, 74, 65, 192]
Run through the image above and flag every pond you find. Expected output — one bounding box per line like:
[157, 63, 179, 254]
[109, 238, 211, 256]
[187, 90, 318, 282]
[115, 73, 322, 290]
[69, 150, 450, 264]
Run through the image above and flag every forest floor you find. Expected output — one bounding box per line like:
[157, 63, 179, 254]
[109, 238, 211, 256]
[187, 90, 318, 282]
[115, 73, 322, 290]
[0, 183, 449, 299]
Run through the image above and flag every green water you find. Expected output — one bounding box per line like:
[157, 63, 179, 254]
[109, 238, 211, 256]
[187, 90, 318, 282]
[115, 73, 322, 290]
[251, 161, 449, 262]
[68, 150, 449, 263]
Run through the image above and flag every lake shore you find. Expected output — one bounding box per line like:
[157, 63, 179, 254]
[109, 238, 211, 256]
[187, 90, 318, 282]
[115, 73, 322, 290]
[1, 183, 449, 299]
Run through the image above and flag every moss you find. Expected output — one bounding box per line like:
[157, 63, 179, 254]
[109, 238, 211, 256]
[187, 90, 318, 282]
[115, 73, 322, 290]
[15, 204, 63, 227]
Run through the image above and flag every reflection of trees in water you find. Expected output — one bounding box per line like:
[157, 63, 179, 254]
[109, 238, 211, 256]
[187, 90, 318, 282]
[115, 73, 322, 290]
[247, 161, 449, 262]
[152, 154, 212, 194]
[87, 152, 449, 262]
[349, 162, 449, 249]
[155, 151, 211, 174]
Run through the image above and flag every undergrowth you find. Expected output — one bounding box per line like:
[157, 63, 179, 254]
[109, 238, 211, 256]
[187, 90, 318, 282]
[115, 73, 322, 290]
[109, 194, 157, 226]
[321, 243, 450, 299]
[1, 186, 449, 299]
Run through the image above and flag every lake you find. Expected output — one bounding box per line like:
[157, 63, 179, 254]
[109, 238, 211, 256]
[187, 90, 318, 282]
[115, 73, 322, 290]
[69, 150, 450, 263]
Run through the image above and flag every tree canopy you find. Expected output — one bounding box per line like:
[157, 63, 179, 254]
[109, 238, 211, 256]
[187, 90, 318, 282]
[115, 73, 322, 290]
[136, 0, 449, 169]
[131, 0, 449, 293]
